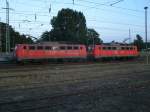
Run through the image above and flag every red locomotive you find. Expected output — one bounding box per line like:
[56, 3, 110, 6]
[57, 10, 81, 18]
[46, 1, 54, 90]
[15, 42, 87, 61]
[91, 44, 139, 59]
[14, 42, 139, 62]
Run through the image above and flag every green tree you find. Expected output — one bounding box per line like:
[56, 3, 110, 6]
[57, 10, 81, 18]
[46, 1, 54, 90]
[86, 28, 103, 45]
[40, 31, 51, 41]
[51, 8, 87, 44]
[0, 22, 33, 52]
[40, 8, 103, 44]
[134, 34, 144, 51]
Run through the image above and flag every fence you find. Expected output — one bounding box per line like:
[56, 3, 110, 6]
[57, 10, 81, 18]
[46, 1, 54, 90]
[0, 52, 14, 62]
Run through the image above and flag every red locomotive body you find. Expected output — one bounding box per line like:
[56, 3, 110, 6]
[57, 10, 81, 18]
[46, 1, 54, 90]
[92, 45, 139, 59]
[15, 42, 139, 62]
[15, 43, 87, 61]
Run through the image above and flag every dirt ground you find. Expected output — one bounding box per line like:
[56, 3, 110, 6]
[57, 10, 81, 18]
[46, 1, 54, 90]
[0, 61, 150, 112]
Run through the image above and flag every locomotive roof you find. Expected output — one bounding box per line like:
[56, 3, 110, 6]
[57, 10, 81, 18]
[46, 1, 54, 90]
[38, 41, 82, 45]
[17, 42, 85, 46]
[102, 43, 133, 46]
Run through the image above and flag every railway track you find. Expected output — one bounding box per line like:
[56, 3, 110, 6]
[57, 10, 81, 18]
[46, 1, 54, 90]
[0, 69, 150, 112]
[0, 61, 146, 74]
[0, 58, 145, 72]
[0, 56, 144, 69]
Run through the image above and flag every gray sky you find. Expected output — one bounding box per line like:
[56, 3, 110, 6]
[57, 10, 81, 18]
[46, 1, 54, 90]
[0, 0, 150, 42]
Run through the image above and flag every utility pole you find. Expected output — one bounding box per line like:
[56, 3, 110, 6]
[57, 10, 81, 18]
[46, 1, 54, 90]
[92, 32, 95, 49]
[144, 7, 148, 50]
[2, 0, 10, 53]
[49, 30, 51, 41]
[129, 28, 131, 44]
[2, 0, 14, 53]
[92, 35, 95, 50]
[6, 0, 10, 53]
[0, 17, 2, 52]
[144, 7, 149, 64]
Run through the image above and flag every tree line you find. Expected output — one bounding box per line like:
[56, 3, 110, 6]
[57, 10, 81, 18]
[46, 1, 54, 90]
[0, 22, 33, 52]
[133, 34, 150, 51]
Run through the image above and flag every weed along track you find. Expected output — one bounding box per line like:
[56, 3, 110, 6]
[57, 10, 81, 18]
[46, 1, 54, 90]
[0, 63, 149, 89]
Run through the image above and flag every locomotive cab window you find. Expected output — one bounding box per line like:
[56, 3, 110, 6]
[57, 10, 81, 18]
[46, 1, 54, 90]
[80, 47, 83, 50]
[29, 46, 35, 50]
[37, 46, 43, 50]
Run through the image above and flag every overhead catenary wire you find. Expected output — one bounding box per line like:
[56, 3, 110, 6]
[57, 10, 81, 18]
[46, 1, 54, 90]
[110, 0, 124, 6]
[51, 1, 144, 18]
[1, 0, 144, 18]
[5, 18, 145, 28]
[76, 0, 144, 13]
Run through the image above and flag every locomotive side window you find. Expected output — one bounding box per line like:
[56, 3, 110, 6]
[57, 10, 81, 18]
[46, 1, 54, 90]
[74, 46, 79, 50]
[23, 46, 27, 50]
[67, 46, 72, 50]
[60, 46, 66, 50]
[117, 47, 121, 50]
[29, 46, 35, 50]
[37, 46, 43, 50]
[121, 47, 125, 50]
[112, 47, 116, 50]
[104, 47, 109, 50]
[103, 47, 108, 50]
[53, 46, 59, 50]
[45, 46, 52, 50]
[123, 47, 127, 50]
[108, 47, 111, 50]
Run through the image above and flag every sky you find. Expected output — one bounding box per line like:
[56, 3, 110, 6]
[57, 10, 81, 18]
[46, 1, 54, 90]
[0, 0, 150, 43]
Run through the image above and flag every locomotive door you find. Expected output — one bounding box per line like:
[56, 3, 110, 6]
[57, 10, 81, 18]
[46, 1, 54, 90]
[23, 46, 28, 59]
[87, 45, 94, 59]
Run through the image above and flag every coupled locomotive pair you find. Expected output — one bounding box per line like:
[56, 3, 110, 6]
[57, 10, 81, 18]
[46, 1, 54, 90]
[15, 42, 139, 62]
